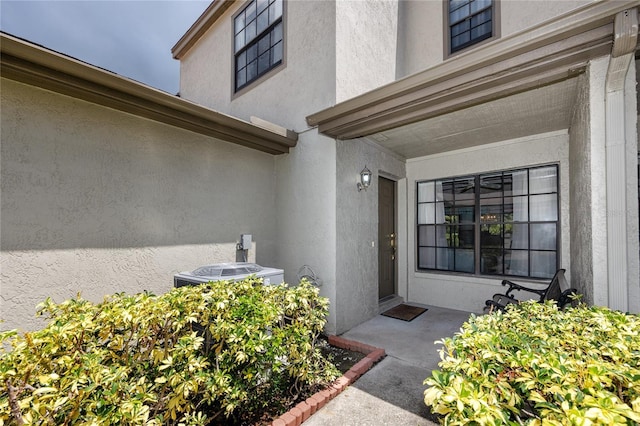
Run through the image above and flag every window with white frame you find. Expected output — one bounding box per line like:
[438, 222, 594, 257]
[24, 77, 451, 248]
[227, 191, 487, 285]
[417, 165, 559, 279]
[234, 0, 283, 92]
[448, 0, 493, 54]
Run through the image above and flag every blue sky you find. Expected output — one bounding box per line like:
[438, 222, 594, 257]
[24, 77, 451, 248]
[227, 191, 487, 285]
[1, 1, 210, 94]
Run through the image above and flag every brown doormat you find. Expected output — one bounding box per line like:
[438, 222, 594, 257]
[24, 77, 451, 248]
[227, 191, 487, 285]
[381, 304, 427, 321]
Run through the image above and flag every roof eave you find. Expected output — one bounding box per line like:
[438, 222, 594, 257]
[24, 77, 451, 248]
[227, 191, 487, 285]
[1, 32, 297, 155]
[172, 0, 236, 60]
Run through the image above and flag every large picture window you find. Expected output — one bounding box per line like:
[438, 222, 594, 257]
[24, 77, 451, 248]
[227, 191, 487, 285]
[448, 0, 493, 54]
[417, 165, 559, 279]
[234, 0, 283, 92]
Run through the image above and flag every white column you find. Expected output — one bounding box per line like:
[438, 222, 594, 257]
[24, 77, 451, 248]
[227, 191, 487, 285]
[605, 9, 638, 312]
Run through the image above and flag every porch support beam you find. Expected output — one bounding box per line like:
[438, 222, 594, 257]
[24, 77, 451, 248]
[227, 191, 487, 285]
[604, 9, 638, 312]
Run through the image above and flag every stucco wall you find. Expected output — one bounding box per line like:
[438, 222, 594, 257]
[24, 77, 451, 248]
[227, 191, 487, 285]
[568, 73, 594, 304]
[178, 0, 337, 132]
[396, 0, 589, 78]
[274, 130, 338, 333]
[335, 0, 398, 103]
[1, 78, 278, 332]
[335, 138, 406, 334]
[624, 59, 639, 312]
[406, 131, 571, 313]
[587, 56, 610, 307]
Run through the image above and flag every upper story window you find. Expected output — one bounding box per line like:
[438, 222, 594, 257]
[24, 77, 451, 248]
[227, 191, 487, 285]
[417, 165, 559, 279]
[234, 0, 283, 92]
[448, 0, 493, 54]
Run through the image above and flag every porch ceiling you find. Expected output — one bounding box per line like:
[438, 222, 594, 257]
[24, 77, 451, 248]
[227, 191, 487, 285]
[366, 78, 579, 159]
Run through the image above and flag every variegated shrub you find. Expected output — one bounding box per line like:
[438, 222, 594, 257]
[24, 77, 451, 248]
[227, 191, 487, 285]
[424, 301, 640, 425]
[0, 278, 338, 425]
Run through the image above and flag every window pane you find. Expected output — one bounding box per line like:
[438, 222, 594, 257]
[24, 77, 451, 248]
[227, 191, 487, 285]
[418, 204, 431, 224]
[246, 60, 257, 82]
[257, 0, 268, 14]
[481, 249, 503, 274]
[273, 0, 282, 19]
[450, 4, 470, 24]
[451, 20, 470, 37]
[471, 21, 492, 40]
[258, 51, 270, 74]
[272, 41, 283, 65]
[471, 9, 492, 26]
[451, 33, 470, 49]
[454, 176, 475, 200]
[257, 9, 269, 34]
[438, 248, 452, 270]
[236, 68, 246, 89]
[247, 44, 257, 63]
[456, 249, 475, 273]
[530, 223, 556, 250]
[246, 1, 257, 21]
[481, 224, 502, 248]
[503, 197, 514, 222]
[419, 247, 435, 269]
[418, 182, 434, 203]
[470, 0, 491, 13]
[246, 19, 257, 43]
[235, 12, 245, 34]
[235, 30, 245, 52]
[272, 22, 283, 44]
[458, 225, 475, 248]
[237, 51, 247, 68]
[480, 198, 502, 223]
[258, 34, 271, 55]
[418, 225, 436, 246]
[512, 195, 528, 221]
[450, 0, 468, 11]
[456, 206, 475, 223]
[446, 225, 459, 247]
[480, 173, 502, 197]
[510, 170, 528, 195]
[530, 166, 557, 194]
[505, 250, 528, 276]
[531, 251, 556, 278]
[530, 194, 557, 221]
[509, 224, 528, 249]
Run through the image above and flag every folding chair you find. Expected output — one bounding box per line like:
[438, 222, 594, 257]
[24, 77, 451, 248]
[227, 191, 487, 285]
[484, 269, 577, 313]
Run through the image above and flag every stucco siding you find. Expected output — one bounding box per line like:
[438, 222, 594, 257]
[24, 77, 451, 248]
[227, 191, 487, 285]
[336, 0, 398, 103]
[274, 130, 338, 333]
[406, 131, 571, 313]
[179, 0, 337, 132]
[335, 138, 406, 334]
[569, 73, 594, 305]
[396, 0, 590, 79]
[1, 78, 278, 332]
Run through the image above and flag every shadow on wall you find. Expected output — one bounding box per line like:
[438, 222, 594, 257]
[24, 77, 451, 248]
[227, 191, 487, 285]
[1, 81, 277, 252]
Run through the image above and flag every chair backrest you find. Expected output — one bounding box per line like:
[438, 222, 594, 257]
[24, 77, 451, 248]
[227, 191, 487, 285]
[541, 269, 567, 301]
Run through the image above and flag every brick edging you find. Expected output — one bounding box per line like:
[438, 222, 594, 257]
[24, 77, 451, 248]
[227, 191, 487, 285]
[271, 336, 386, 426]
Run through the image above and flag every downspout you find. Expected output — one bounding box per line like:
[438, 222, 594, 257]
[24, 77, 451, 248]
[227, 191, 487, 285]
[605, 8, 638, 312]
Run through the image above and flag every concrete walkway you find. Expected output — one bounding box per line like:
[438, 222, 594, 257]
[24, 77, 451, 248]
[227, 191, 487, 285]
[304, 304, 473, 426]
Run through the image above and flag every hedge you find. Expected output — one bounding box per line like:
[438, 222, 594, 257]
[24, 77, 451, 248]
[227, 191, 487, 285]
[424, 301, 640, 425]
[0, 278, 339, 425]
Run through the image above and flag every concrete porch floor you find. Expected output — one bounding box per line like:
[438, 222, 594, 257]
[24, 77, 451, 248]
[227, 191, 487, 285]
[304, 304, 473, 426]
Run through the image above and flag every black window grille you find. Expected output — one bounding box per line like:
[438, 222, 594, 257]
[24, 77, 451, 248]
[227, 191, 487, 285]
[449, 0, 492, 53]
[417, 165, 559, 279]
[234, 0, 283, 92]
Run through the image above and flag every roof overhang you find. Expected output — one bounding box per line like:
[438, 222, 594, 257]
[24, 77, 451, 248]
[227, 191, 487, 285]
[172, 0, 235, 60]
[307, 0, 639, 146]
[1, 32, 297, 155]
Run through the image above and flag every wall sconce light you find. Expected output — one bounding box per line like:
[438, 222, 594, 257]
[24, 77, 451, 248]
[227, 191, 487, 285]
[357, 166, 372, 191]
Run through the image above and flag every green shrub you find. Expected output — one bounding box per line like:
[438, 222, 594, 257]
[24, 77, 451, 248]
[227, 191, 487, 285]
[0, 278, 339, 425]
[424, 301, 640, 425]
